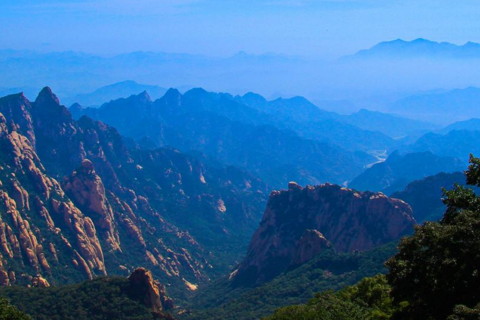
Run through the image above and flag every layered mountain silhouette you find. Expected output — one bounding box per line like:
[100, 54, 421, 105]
[407, 130, 480, 160]
[0, 88, 269, 298]
[352, 39, 480, 60]
[64, 80, 167, 107]
[349, 151, 465, 194]
[391, 171, 467, 223]
[440, 118, 480, 133]
[71, 89, 408, 187]
[342, 109, 437, 138]
[389, 87, 480, 124]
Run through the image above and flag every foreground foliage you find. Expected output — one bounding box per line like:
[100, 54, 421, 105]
[0, 298, 31, 320]
[386, 155, 480, 319]
[264, 275, 396, 320]
[0, 277, 173, 320]
[184, 243, 396, 320]
[266, 155, 480, 320]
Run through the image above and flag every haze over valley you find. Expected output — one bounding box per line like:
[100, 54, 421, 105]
[1, 1, 480, 319]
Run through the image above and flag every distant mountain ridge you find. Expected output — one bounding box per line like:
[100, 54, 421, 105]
[389, 86, 480, 124]
[440, 118, 480, 133]
[352, 38, 480, 59]
[391, 172, 466, 223]
[64, 80, 167, 107]
[0, 49, 304, 100]
[407, 130, 480, 160]
[72, 88, 386, 188]
[342, 108, 437, 138]
[349, 151, 465, 194]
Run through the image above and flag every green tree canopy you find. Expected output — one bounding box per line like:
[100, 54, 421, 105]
[0, 298, 31, 320]
[386, 154, 480, 320]
[264, 275, 396, 320]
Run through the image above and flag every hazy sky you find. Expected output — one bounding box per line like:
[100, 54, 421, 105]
[2, 0, 480, 57]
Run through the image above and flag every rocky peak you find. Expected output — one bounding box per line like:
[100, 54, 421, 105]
[233, 183, 415, 285]
[35, 87, 60, 106]
[160, 88, 182, 108]
[31, 275, 50, 288]
[0, 89, 269, 295]
[128, 267, 174, 313]
[137, 90, 152, 102]
[288, 181, 302, 191]
[33, 87, 72, 125]
[240, 92, 268, 108]
[79, 159, 95, 174]
[119, 91, 152, 107]
[69, 102, 83, 112]
[0, 93, 35, 146]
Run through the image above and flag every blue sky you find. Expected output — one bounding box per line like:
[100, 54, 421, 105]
[2, 0, 480, 57]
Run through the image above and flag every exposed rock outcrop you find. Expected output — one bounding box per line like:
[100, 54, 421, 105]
[0, 88, 268, 294]
[31, 275, 50, 287]
[0, 107, 107, 281]
[63, 159, 121, 252]
[292, 229, 331, 266]
[128, 267, 174, 313]
[234, 183, 415, 284]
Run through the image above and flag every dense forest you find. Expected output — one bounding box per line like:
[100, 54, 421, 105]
[0, 276, 174, 320]
[265, 156, 480, 320]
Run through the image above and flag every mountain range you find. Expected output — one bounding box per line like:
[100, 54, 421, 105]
[64, 80, 168, 107]
[0, 84, 477, 319]
[0, 88, 269, 300]
[349, 151, 465, 194]
[351, 38, 480, 60]
[389, 86, 480, 124]
[4, 38, 480, 108]
[71, 89, 384, 188]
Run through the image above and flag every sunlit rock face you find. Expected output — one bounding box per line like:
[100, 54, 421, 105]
[234, 182, 415, 285]
[128, 267, 174, 314]
[0, 88, 268, 293]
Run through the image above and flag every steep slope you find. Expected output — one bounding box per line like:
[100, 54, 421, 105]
[237, 93, 338, 124]
[407, 130, 480, 160]
[228, 91, 396, 153]
[72, 89, 376, 187]
[391, 171, 466, 223]
[0, 106, 106, 284]
[0, 89, 268, 298]
[186, 243, 397, 320]
[232, 182, 414, 285]
[349, 151, 465, 194]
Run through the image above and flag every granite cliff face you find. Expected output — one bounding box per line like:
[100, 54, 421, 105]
[0, 89, 268, 295]
[128, 267, 174, 314]
[63, 159, 121, 253]
[0, 107, 106, 284]
[233, 182, 415, 285]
